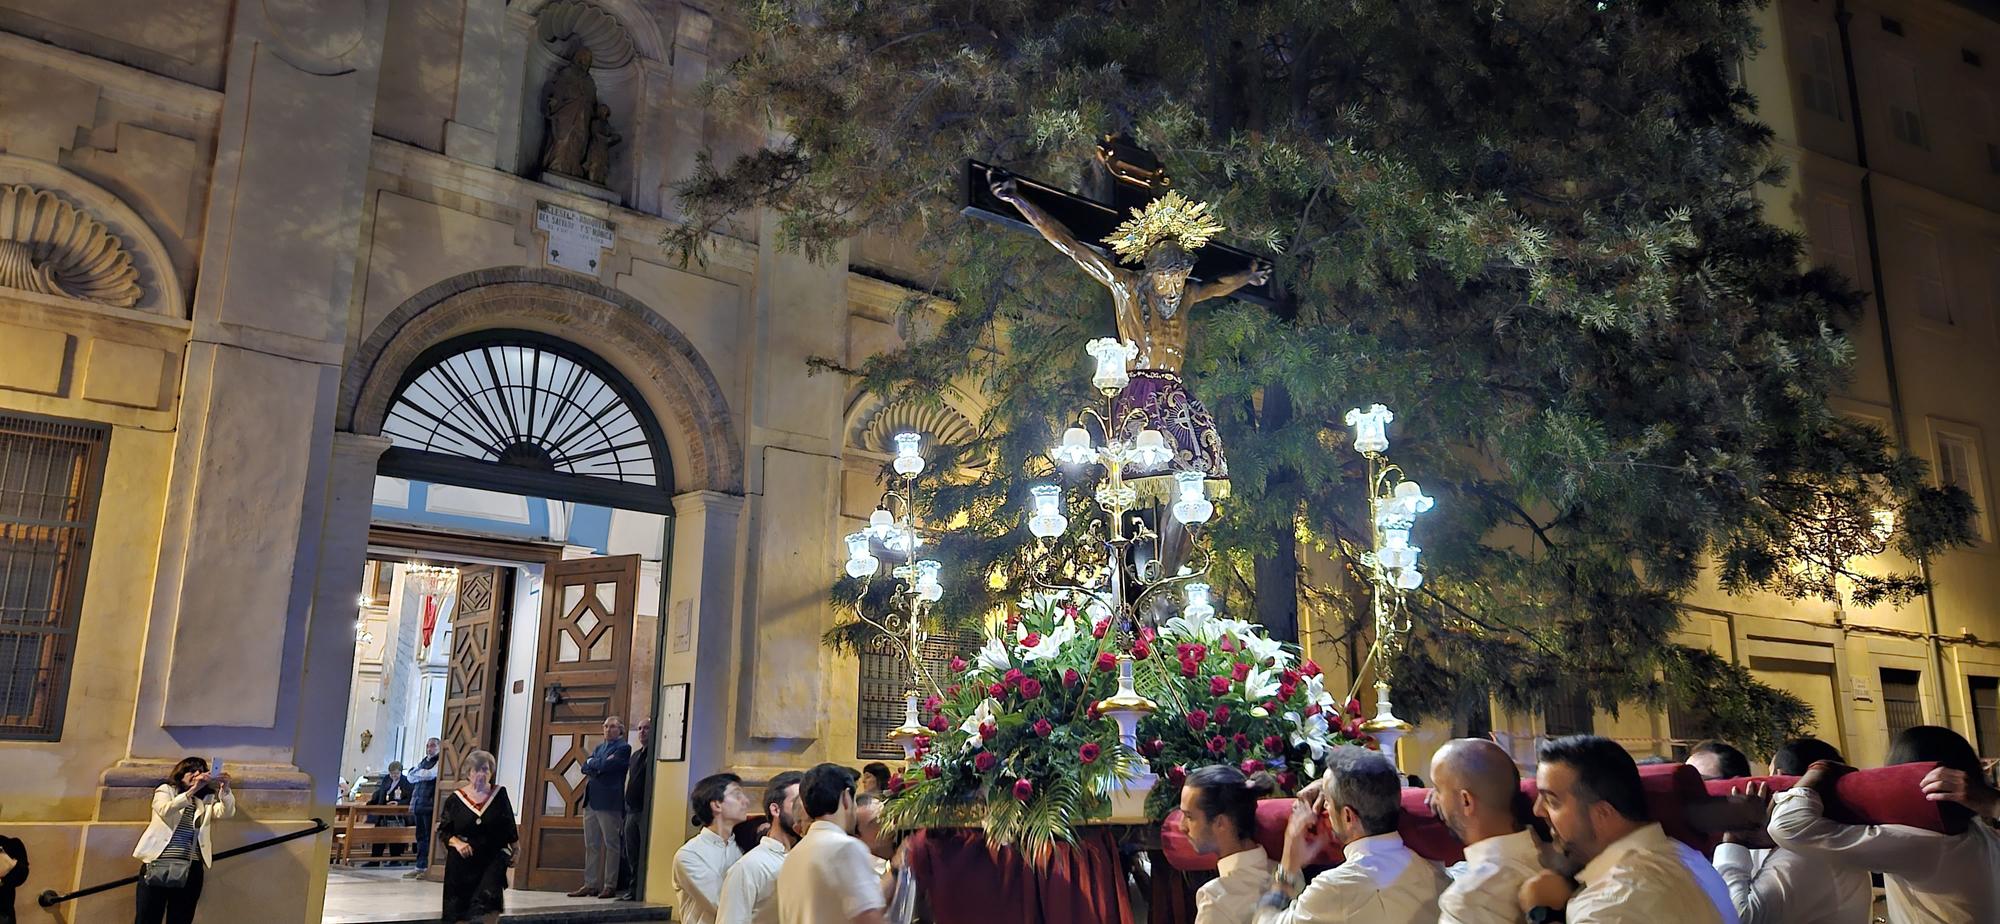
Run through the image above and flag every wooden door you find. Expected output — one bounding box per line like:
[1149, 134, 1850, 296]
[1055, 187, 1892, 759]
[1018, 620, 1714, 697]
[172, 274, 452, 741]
[518, 555, 639, 891]
[437, 565, 510, 794]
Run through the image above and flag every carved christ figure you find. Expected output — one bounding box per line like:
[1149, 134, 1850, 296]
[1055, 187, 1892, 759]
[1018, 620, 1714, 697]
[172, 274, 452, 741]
[988, 171, 1270, 373]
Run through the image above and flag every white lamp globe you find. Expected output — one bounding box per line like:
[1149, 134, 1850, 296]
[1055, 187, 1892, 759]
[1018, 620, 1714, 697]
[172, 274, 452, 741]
[892, 432, 926, 476]
[1393, 567, 1424, 591]
[1172, 471, 1214, 525]
[1391, 480, 1435, 517]
[1052, 426, 1098, 466]
[1183, 582, 1215, 621]
[914, 560, 944, 602]
[1344, 404, 1394, 454]
[1131, 429, 1171, 471]
[1086, 338, 1138, 393]
[1027, 484, 1070, 539]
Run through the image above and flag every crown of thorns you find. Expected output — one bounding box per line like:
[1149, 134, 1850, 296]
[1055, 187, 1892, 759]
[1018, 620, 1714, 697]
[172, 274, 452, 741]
[1101, 191, 1225, 263]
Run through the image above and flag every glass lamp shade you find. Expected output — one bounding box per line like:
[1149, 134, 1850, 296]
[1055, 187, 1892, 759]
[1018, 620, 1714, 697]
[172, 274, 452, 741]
[1052, 426, 1099, 466]
[1086, 338, 1138, 393]
[843, 532, 879, 578]
[1130, 429, 1172, 471]
[1344, 404, 1394, 454]
[1028, 484, 1070, 539]
[1390, 480, 1435, 517]
[892, 432, 926, 476]
[1393, 567, 1424, 591]
[1378, 544, 1418, 572]
[1171, 471, 1214, 524]
[867, 508, 896, 539]
[1183, 582, 1215, 620]
[914, 560, 944, 602]
[1379, 524, 1411, 552]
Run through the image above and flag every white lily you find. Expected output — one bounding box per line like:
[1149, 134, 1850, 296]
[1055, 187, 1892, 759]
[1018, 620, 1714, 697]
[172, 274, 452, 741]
[1164, 608, 1219, 644]
[1018, 618, 1076, 661]
[1244, 665, 1281, 701]
[976, 637, 1011, 673]
[1302, 673, 1337, 712]
[1242, 632, 1293, 669]
[958, 697, 1000, 745]
[1287, 709, 1331, 759]
[1216, 618, 1258, 642]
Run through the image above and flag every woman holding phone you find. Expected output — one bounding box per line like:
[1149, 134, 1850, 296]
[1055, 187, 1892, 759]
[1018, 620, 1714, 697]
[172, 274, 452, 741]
[133, 756, 235, 924]
[435, 749, 516, 924]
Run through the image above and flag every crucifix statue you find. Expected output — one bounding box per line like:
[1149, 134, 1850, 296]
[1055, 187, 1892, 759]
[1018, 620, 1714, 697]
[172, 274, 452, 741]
[973, 145, 1272, 617]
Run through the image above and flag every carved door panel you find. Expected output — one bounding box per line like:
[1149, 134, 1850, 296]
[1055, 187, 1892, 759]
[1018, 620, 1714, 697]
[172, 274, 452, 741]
[518, 555, 638, 891]
[437, 566, 509, 794]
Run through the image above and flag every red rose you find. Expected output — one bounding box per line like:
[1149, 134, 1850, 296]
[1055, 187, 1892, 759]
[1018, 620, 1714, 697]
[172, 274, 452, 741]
[1139, 626, 1157, 645]
[1092, 619, 1108, 639]
[1233, 733, 1252, 751]
[1304, 704, 1322, 719]
[1209, 676, 1231, 695]
[1190, 644, 1209, 662]
[924, 764, 942, 779]
[950, 656, 968, 673]
[974, 752, 998, 772]
[1282, 668, 1303, 686]
[1219, 636, 1238, 653]
[916, 735, 933, 750]
[1346, 698, 1364, 717]
[1062, 603, 1079, 619]
[1021, 632, 1042, 648]
[1167, 764, 1188, 785]
[1342, 720, 1362, 738]
[1087, 703, 1102, 720]
[1262, 700, 1281, 714]
[1186, 709, 1210, 731]
[1013, 778, 1034, 801]
[1020, 678, 1043, 699]
[1263, 735, 1285, 753]
[1278, 682, 1297, 701]
[979, 721, 998, 740]
[1232, 662, 1251, 682]
[1095, 652, 1118, 673]
[1079, 742, 1101, 764]
[1131, 641, 1151, 660]
[1176, 643, 1192, 658]
[1277, 771, 1298, 791]
[1214, 705, 1231, 724]
[988, 683, 1006, 698]
[1004, 668, 1026, 687]
[1063, 668, 1081, 688]
[923, 695, 942, 714]
[928, 715, 949, 732]
[946, 685, 961, 697]
[1033, 718, 1054, 738]
[1140, 737, 1164, 757]
[1240, 758, 1261, 775]
[1301, 659, 1322, 678]
[1363, 735, 1379, 750]
[1179, 659, 1199, 678]
[888, 773, 906, 794]
[1207, 736, 1227, 754]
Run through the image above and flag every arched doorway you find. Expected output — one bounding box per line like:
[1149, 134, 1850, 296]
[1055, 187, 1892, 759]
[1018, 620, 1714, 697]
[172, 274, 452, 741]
[335, 269, 740, 902]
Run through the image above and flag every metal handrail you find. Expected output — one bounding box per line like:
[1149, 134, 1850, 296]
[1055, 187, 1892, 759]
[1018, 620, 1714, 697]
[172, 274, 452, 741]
[38, 817, 329, 908]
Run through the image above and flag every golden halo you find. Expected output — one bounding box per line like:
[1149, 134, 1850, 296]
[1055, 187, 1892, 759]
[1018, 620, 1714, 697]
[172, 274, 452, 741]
[1101, 191, 1225, 263]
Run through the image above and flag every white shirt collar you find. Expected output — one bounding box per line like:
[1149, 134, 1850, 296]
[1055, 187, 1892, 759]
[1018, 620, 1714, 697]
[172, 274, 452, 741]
[1342, 831, 1409, 862]
[695, 827, 732, 848]
[758, 835, 790, 856]
[1462, 828, 1537, 866]
[1577, 822, 1668, 886]
[1216, 846, 1272, 879]
[807, 819, 847, 837]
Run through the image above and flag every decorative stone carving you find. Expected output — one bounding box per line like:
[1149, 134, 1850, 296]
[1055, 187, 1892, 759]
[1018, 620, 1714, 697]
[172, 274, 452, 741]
[0, 183, 142, 308]
[852, 397, 988, 478]
[582, 105, 620, 186]
[540, 46, 601, 181]
[535, 0, 636, 69]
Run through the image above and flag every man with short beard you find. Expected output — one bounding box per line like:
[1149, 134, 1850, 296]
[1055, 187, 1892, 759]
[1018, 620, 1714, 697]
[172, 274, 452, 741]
[717, 771, 804, 924]
[1518, 735, 1725, 924]
[1429, 739, 1540, 924]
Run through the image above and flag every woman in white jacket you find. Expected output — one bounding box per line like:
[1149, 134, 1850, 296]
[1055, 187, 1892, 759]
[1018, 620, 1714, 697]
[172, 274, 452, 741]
[133, 757, 235, 924]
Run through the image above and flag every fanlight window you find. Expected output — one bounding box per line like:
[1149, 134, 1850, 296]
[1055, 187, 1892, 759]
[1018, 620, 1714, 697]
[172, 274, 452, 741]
[385, 336, 661, 486]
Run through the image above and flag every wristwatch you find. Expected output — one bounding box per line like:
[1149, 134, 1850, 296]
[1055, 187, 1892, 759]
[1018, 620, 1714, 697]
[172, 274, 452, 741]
[1527, 906, 1563, 924]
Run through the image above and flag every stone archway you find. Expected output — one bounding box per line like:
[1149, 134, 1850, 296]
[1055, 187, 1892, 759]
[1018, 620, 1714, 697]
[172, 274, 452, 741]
[341, 265, 742, 494]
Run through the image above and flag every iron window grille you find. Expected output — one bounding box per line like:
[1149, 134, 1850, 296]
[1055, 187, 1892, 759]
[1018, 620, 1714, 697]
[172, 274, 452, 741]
[0, 413, 108, 741]
[1881, 668, 1925, 742]
[857, 629, 978, 761]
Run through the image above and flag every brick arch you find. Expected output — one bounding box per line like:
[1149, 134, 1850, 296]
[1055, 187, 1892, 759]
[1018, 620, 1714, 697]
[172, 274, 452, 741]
[342, 266, 742, 494]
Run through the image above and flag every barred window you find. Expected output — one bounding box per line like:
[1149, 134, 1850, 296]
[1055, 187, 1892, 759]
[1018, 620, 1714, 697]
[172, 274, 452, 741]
[0, 413, 107, 740]
[1543, 686, 1595, 738]
[1881, 668, 1925, 741]
[857, 629, 978, 761]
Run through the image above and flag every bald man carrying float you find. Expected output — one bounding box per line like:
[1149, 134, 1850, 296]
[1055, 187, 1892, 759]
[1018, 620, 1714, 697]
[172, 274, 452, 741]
[1429, 740, 1543, 924]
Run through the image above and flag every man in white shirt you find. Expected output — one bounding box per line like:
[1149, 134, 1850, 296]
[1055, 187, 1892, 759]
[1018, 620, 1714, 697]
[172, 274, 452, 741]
[1428, 738, 1541, 924]
[1257, 745, 1448, 923]
[1179, 764, 1277, 924]
[776, 763, 891, 924]
[1768, 725, 2000, 924]
[1709, 737, 1870, 924]
[718, 770, 804, 924]
[675, 771, 753, 924]
[1517, 735, 1724, 924]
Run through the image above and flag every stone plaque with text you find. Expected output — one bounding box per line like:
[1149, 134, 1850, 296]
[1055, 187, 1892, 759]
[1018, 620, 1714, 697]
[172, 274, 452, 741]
[536, 202, 615, 274]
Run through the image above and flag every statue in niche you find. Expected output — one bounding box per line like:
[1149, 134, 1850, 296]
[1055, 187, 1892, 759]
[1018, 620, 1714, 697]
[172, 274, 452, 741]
[540, 45, 598, 179]
[582, 104, 620, 186]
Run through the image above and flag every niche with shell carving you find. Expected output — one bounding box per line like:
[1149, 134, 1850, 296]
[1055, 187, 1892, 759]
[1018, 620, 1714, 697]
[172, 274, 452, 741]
[0, 183, 142, 309]
[848, 396, 990, 482]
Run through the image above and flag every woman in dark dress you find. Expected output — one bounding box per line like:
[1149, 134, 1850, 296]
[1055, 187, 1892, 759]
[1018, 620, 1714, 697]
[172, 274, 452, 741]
[436, 749, 516, 924]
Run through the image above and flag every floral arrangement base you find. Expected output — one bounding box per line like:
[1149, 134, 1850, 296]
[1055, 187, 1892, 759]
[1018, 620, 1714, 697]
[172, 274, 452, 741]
[1105, 771, 1158, 824]
[905, 825, 1135, 924]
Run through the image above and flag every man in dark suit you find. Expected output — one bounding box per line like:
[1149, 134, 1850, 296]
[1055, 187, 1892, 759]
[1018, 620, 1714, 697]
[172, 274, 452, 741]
[616, 717, 652, 900]
[571, 715, 631, 898]
[367, 761, 415, 860]
[403, 737, 441, 878]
